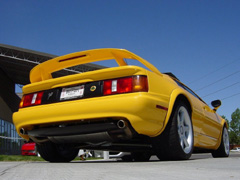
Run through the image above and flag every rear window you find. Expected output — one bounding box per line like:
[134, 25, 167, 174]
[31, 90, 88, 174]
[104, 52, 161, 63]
[174, 80, 205, 103]
[51, 59, 149, 79]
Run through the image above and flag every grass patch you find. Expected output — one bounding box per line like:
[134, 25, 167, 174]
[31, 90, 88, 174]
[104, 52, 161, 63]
[0, 155, 44, 162]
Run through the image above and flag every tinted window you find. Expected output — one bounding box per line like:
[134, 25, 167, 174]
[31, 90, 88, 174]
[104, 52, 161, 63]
[175, 81, 203, 101]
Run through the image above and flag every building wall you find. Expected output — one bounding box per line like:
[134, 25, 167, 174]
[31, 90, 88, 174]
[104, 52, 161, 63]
[0, 68, 20, 123]
[0, 119, 23, 155]
[0, 87, 23, 154]
[0, 64, 22, 154]
[0, 96, 12, 123]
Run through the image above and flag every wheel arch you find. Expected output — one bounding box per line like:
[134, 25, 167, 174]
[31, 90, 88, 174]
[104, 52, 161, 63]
[174, 95, 192, 114]
[152, 90, 194, 160]
[162, 90, 193, 133]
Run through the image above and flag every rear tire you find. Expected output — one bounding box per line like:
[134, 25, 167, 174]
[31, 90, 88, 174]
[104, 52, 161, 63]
[212, 126, 230, 158]
[121, 155, 133, 162]
[37, 141, 78, 162]
[121, 152, 151, 162]
[131, 152, 151, 162]
[152, 102, 194, 160]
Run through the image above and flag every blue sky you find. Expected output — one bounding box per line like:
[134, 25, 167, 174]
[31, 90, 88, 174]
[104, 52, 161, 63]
[1, 0, 239, 120]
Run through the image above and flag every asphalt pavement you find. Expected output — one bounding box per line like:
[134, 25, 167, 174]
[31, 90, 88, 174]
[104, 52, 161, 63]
[0, 153, 239, 180]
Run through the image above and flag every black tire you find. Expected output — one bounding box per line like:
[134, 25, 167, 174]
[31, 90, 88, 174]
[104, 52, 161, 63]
[131, 152, 151, 162]
[37, 141, 78, 162]
[212, 126, 230, 158]
[152, 101, 194, 160]
[121, 155, 133, 162]
[121, 152, 151, 162]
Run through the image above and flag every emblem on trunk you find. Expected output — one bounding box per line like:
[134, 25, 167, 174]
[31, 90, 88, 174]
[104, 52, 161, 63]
[90, 86, 97, 92]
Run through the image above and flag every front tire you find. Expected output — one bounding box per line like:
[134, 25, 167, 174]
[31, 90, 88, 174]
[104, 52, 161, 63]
[212, 126, 230, 158]
[37, 142, 78, 162]
[152, 102, 194, 160]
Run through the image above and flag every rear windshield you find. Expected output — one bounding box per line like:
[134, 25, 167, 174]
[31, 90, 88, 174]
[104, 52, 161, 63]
[52, 59, 149, 78]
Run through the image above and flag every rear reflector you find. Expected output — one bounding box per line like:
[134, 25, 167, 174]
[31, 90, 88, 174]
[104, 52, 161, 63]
[103, 76, 148, 95]
[156, 105, 168, 111]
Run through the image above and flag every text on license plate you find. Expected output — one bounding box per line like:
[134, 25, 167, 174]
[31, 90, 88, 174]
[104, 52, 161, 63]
[60, 85, 84, 100]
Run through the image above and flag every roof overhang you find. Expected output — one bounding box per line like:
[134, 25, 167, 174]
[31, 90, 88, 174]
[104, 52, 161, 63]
[0, 44, 104, 85]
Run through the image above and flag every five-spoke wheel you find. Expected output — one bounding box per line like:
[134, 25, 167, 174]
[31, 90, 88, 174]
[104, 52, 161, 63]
[177, 106, 193, 154]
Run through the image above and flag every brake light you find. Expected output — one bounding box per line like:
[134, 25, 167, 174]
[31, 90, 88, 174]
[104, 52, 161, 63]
[19, 91, 44, 108]
[103, 76, 148, 95]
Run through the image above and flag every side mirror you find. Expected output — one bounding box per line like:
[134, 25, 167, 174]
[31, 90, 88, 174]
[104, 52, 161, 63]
[211, 100, 221, 112]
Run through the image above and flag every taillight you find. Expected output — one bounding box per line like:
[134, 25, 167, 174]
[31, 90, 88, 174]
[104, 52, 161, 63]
[103, 76, 148, 95]
[19, 91, 44, 108]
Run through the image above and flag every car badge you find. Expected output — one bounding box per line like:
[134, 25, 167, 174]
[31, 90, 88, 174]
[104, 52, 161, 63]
[90, 86, 97, 92]
[47, 92, 54, 100]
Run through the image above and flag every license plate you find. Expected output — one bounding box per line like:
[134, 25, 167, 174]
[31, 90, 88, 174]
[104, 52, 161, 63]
[60, 85, 84, 100]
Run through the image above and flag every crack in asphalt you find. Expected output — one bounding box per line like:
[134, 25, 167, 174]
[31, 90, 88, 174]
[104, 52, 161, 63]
[0, 162, 27, 177]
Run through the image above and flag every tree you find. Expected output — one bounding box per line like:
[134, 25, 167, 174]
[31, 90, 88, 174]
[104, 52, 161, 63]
[221, 115, 229, 128]
[229, 108, 240, 145]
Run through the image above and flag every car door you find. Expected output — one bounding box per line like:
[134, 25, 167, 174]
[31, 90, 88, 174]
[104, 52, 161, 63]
[200, 103, 222, 146]
[178, 82, 221, 147]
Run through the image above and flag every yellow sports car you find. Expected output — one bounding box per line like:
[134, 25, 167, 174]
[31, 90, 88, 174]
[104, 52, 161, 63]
[13, 49, 229, 162]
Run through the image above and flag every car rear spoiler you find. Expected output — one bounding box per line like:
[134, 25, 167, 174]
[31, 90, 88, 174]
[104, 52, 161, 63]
[30, 48, 162, 83]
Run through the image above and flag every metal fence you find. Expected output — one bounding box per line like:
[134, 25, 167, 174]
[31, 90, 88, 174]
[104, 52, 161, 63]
[0, 119, 24, 155]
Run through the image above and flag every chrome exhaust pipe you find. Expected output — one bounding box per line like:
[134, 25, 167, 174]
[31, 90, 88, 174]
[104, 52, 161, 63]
[20, 128, 26, 135]
[117, 120, 126, 129]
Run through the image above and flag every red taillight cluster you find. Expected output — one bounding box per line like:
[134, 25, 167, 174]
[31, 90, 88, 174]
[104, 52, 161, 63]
[19, 76, 148, 108]
[20, 91, 44, 108]
[103, 76, 148, 95]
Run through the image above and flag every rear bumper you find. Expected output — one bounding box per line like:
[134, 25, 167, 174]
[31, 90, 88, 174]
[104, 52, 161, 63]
[26, 121, 133, 144]
[13, 92, 169, 139]
[21, 151, 36, 156]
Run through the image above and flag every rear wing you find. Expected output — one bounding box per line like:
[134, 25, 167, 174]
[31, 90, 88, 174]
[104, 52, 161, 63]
[30, 48, 162, 83]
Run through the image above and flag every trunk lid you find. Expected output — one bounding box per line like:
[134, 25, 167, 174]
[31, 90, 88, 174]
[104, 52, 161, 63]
[23, 66, 147, 94]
